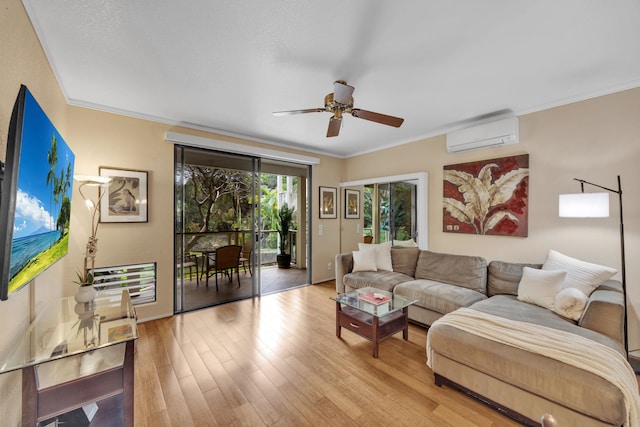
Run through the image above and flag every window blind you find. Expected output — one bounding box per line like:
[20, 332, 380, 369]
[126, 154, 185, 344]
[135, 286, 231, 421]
[91, 262, 156, 305]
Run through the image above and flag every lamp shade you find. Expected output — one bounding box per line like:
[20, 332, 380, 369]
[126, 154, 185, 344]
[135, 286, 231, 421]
[74, 175, 111, 185]
[558, 192, 609, 218]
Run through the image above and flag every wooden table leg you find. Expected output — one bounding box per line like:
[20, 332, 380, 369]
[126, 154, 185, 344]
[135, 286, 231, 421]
[335, 302, 341, 338]
[372, 315, 379, 358]
[402, 307, 409, 341]
[123, 340, 135, 427]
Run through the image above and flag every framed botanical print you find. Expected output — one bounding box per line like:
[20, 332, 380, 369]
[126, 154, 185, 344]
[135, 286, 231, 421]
[99, 167, 148, 223]
[443, 154, 529, 237]
[319, 186, 337, 219]
[344, 189, 360, 219]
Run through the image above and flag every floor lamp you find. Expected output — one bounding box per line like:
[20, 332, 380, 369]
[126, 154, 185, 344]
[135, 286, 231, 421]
[558, 175, 636, 371]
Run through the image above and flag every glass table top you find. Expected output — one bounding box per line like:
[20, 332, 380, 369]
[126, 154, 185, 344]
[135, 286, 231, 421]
[0, 290, 137, 373]
[331, 287, 417, 317]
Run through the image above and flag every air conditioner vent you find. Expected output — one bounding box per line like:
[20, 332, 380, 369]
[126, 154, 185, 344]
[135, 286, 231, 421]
[446, 117, 519, 153]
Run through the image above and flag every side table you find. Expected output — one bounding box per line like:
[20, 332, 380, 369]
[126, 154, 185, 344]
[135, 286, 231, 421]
[331, 287, 416, 358]
[0, 290, 138, 426]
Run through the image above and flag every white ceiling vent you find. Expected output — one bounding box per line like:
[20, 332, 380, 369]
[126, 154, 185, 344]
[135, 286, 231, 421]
[446, 117, 519, 153]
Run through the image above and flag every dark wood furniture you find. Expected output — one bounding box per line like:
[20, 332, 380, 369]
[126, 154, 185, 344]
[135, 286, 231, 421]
[331, 287, 416, 358]
[208, 245, 242, 290]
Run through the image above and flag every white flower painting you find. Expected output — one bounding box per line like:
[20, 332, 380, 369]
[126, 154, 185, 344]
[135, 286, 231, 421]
[443, 154, 529, 237]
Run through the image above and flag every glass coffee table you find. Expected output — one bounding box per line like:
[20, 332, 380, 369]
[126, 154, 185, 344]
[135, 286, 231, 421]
[331, 287, 417, 358]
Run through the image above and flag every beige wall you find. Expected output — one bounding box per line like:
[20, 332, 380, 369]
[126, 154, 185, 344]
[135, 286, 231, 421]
[342, 88, 640, 349]
[67, 111, 346, 321]
[0, 0, 345, 420]
[2, 0, 640, 420]
[0, 0, 70, 423]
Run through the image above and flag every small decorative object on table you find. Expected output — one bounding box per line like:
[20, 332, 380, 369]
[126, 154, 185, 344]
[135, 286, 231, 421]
[358, 291, 391, 305]
[74, 271, 96, 303]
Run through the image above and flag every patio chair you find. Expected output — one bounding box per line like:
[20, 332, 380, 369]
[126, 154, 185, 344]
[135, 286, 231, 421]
[177, 253, 199, 286]
[239, 240, 252, 276]
[207, 245, 242, 290]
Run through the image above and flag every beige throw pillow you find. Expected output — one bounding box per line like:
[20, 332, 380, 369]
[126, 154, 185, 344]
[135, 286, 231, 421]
[358, 241, 393, 271]
[352, 245, 378, 272]
[554, 287, 589, 321]
[542, 249, 616, 296]
[517, 267, 566, 310]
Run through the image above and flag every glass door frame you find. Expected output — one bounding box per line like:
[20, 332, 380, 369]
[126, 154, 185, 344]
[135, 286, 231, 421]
[340, 172, 428, 249]
[174, 146, 261, 313]
[174, 146, 312, 313]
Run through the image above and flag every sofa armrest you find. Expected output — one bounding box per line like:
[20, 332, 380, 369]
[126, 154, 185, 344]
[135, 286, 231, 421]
[335, 253, 353, 294]
[579, 280, 625, 345]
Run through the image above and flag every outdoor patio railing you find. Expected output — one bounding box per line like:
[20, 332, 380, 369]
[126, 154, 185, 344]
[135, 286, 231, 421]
[179, 229, 297, 266]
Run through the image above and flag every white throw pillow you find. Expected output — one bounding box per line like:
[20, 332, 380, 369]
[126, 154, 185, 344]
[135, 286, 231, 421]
[517, 267, 566, 310]
[358, 241, 393, 271]
[542, 249, 617, 296]
[554, 287, 589, 321]
[392, 239, 418, 247]
[352, 246, 378, 272]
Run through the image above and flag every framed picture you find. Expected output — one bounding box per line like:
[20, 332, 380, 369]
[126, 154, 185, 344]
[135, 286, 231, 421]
[443, 154, 529, 237]
[319, 186, 337, 219]
[344, 189, 360, 219]
[99, 167, 148, 223]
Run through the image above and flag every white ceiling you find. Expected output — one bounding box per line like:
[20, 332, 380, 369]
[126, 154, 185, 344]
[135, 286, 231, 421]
[22, 0, 640, 158]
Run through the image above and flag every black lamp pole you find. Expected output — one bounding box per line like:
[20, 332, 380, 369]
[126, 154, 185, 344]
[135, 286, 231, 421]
[573, 175, 627, 359]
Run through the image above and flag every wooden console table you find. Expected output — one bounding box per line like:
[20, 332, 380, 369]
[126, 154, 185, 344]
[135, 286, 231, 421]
[0, 290, 138, 426]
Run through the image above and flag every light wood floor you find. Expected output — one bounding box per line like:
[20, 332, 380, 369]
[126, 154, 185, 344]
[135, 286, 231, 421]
[133, 282, 521, 426]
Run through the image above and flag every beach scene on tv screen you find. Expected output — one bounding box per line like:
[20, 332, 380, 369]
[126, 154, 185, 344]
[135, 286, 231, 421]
[8, 89, 75, 296]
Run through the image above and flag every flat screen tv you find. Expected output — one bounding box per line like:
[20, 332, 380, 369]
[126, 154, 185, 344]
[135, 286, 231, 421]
[0, 85, 75, 300]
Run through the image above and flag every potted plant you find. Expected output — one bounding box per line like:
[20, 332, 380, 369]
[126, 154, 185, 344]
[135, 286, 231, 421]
[276, 203, 295, 269]
[74, 268, 96, 303]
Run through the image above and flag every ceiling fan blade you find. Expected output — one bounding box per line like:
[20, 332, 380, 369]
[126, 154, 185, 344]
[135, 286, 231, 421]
[351, 109, 404, 127]
[333, 81, 355, 105]
[327, 116, 342, 137]
[273, 108, 325, 116]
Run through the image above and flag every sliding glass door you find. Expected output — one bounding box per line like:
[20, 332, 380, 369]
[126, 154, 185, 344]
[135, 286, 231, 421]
[175, 147, 260, 312]
[364, 181, 417, 243]
[174, 146, 311, 313]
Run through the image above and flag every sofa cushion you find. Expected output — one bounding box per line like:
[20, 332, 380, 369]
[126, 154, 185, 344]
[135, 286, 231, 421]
[343, 271, 413, 293]
[542, 249, 617, 296]
[428, 313, 625, 425]
[487, 261, 542, 297]
[554, 287, 589, 320]
[414, 251, 487, 294]
[352, 246, 378, 272]
[516, 267, 566, 310]
[394, 279, 487, 315]
[390, 247, 420, 277]
[358, 241, 393, 271]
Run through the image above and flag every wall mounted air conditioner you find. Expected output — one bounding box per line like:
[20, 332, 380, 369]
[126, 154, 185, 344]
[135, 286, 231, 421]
[446, 116, 519, 153]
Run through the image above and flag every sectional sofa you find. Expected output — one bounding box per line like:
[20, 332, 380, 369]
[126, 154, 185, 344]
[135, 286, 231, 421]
[335, 246, 638, 426]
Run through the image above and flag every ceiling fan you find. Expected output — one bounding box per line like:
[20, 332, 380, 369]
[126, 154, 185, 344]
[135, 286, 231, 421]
[273, 80, 404, 137]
